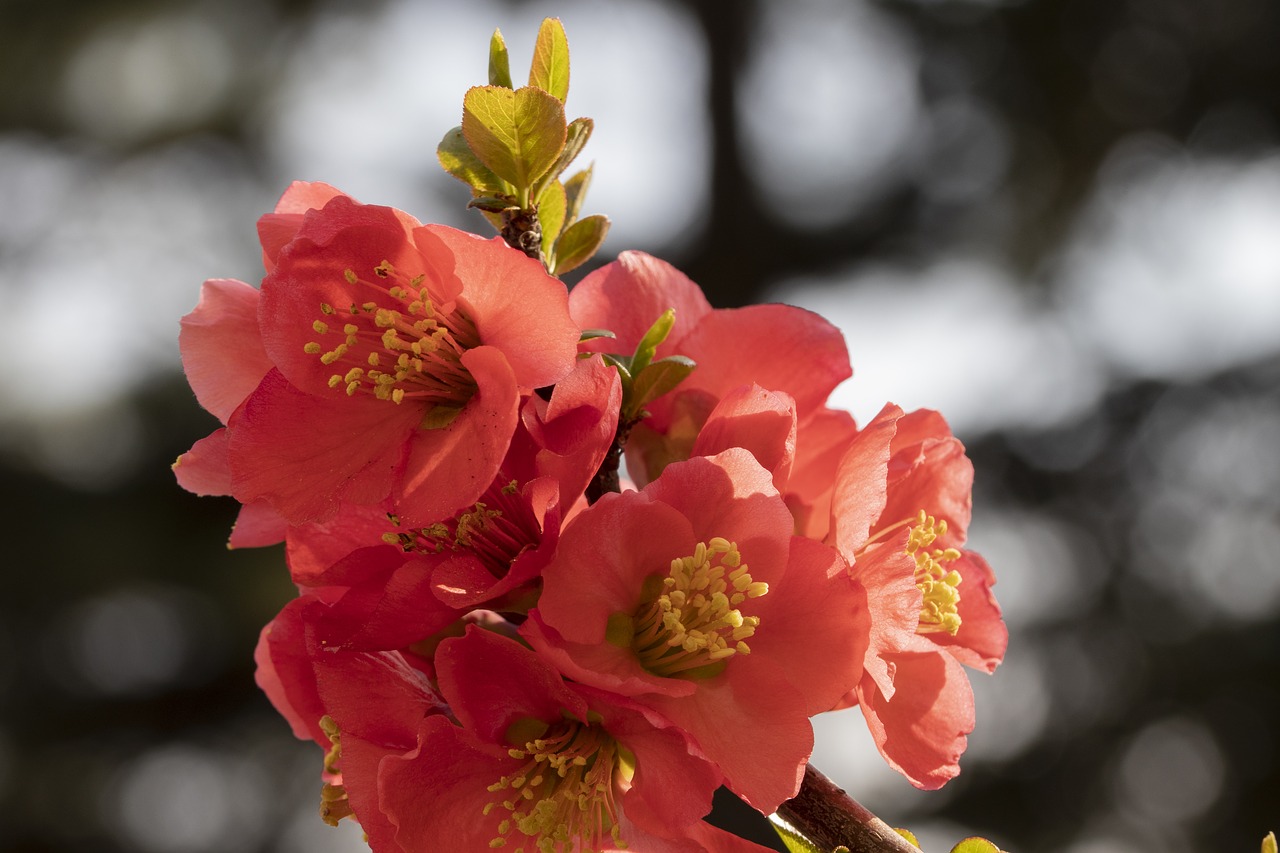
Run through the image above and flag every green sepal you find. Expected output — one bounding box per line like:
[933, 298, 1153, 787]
[461, 85, 567, 207]
[579, 329, 616, 342]
[421, 405, 463, 430]
[488, 28, 513, 88]
[437, 126, 510, 196]
[629, 356, 695, 415]
[528, 17, 571, 103]
[551, 214, 610, 276]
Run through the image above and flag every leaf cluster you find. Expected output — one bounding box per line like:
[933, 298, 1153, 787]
[585, 309, 696, 426]
[437, 18, 609, 276]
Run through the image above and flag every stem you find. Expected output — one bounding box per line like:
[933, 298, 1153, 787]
[500, 206, 544, 264]
[585, 418, 633, 505]
[776, 765, 920, 853]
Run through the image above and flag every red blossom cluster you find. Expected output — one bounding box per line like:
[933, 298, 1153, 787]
[175, 183, 1007, 852]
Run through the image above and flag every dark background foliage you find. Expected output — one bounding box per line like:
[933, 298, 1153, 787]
[1, 1, 1277, 851]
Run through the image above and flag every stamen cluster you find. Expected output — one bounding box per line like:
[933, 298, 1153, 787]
[630, 538, 766, 678]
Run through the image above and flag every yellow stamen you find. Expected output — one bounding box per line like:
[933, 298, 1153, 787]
[482, 716, 629, 852]
[620, 538, 765, 679]
[904, 511, 963, 635]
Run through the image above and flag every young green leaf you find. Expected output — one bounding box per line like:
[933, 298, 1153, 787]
[467, 196, 515, 214]
[1262, 832, 1277, 853]
[771, 820, 825, 853]
[461, 85, 567, 204]
[579, 329, 616, 342]
[551, 213, 609, 275]
[437, 127, 510, 195]
[488, 28, 513, 88]
[895, 828, 921, 848]
[529, 17, 570, 103]
[629, 356, 695, 413]
[631, 308, 676, 377]
[536, 179, 567, 259]
[535, 117, 593, 199]
[563, 163, 594, 226]
[950, 837, 1004, 853]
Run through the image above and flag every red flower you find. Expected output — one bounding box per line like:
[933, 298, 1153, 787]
[384, 627, 774, 852]
[253, 595, 450, 850]
[828, 404, 1008, 789]
[569, 251, 852, 490]
[278, 354, 622, 622]
[182, 182, 581, 527]
[523, 449, 863, 811]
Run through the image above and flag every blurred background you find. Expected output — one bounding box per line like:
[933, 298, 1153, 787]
[2, 0, 1278, 850]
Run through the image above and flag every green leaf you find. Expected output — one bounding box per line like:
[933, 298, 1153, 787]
[536, 179, 567, 259]
[579, 329, 616, 342]
[528, 17, 570, 103]
[768, 818, 826, 853]
[600, 353, 633, 383]
[629, 356, 695, 413]
[895, 828, 921, 848]
[551, 213, 609, 276]
[563, 164, 593, 226]
[437, 126, 510, 195]
[488, 28, 513, 88]
[631, 308, 676, 377]
[535, 117, 593, 200]
[461, 85, 567, 203]
[467, 195, 516, 213]
[950, 838, 1004, 853]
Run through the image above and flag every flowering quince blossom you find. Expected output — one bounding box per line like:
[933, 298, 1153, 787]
[523, 448, 865, 812]
[826, 404, 1008, 789]
[258, 599, 774, 853]
[177, 181, 581, 529]
[181, 141, 1007, 842]
[569, 251, 853, 491]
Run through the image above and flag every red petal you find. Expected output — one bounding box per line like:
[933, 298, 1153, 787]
[418, 225, 579, 389]
[692, 384, 798, 492]
[396, 345, 519, 526]
[570, 251, 713, 356]
[256, 181, 349, 270]
[857, 648, 975, 790]
[228, 370, 413, 523]
[831, 403, 901, 559]
[930, 549, 1007, 672]
[436, 627, 585, 745]
[173, 429, 231, 496]
[179, 279, 272, 424]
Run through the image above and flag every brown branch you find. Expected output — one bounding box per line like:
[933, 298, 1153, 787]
[776, 765, 921, 853]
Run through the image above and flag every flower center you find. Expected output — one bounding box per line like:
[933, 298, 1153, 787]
[860, 510, 964, 635]
[483, 715, 631, 852]
[301, 260, 480, 417]
[383, 479, 540, 579]
[610, 538, 767, 680]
